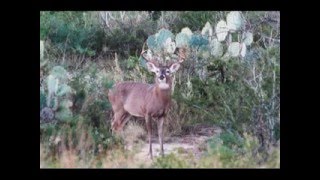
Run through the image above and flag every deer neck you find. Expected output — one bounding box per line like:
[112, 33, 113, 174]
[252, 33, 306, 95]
[153, 78, 172, 103]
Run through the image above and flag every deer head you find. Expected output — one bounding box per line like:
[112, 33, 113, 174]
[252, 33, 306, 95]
[141, 49, 184, 90]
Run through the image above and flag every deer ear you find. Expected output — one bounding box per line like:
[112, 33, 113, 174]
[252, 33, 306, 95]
[169, 62, 180, 73]
[146, 62, 159, 73]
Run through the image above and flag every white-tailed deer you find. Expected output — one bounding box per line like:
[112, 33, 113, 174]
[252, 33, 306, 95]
[108, 49, 185, 159]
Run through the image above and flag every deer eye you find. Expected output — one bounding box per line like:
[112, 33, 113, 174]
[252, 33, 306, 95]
[166, 70, 170, 74]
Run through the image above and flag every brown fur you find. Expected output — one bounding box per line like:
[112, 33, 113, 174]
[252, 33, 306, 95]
[108, 62, 180, 159]
[108, 79, 171, 130]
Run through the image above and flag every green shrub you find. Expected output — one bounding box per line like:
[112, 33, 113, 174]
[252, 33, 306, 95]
[274, 122, 280, 141]
[203, 133, 279, 168]
[40, 11, 105, 56]
[68, 63, 113, 131]
[90, 126, 123, 150]
[126, 56, 140, 70]
[101, 12, 156, 58]
[219, 130, 244, 149]
[85, 97, 110, 127]
[171, 11, 221, 33]
[40, 88, 47, 110]
[152, 153, 190, 168]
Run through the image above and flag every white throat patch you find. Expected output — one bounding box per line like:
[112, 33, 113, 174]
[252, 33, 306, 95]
[158, 82, 170, 89]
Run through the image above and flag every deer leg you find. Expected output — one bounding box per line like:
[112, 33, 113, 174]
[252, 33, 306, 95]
[119, 113, 131, 130]
[157, 116, 164, 156]
[112, 109, 126, 132]
[146, 115, 153, 159]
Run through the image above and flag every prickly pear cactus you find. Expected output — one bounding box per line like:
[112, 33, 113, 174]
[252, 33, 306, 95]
[41, 66, 73, 123]
[40, 40, 44, 60]
[216, 20, 228, 42]
[146, 28, 175, 54]
[141, 11, 253, 79]
[226, 11, 244, 32]
[176, 27, 193, 47]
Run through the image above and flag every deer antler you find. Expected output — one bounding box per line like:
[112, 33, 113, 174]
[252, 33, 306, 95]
[176, 48, 186, 63]
[141, 50, 150, 62]
[141, 42, 151, 62]
[140, 42, 160, 66]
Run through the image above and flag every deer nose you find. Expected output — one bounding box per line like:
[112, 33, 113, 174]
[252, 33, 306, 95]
[159, 75, 165, 80]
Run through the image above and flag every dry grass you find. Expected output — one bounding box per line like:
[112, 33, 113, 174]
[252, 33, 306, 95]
[40, 143, 144, 168]
[41, 118, 280, 168]
[101, 147, 145, 168]
[119, 121, 146, 149]
[40, 144, 45, 168]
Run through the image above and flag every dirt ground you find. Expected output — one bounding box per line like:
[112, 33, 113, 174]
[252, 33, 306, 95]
[125, 124, 222, 166]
